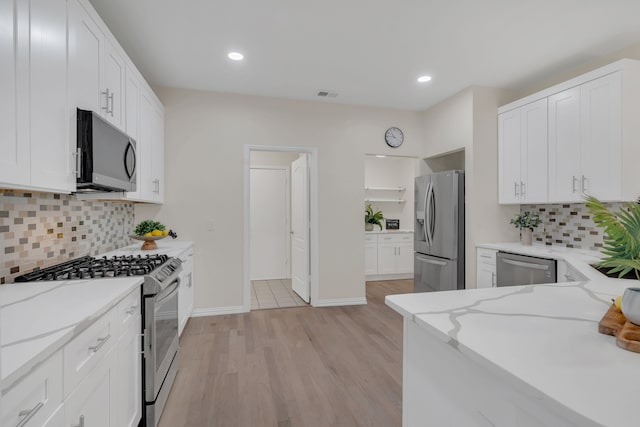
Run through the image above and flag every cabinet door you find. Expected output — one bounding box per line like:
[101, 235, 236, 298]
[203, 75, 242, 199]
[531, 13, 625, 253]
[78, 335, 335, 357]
[548, 86, 582, 202]
[365, 242, 378, 275]
[116, 317, 142, 427]
[104, 39, 125, 129]
[65, 349, 115, 427]
[520, 98, 548, 203]
[476, 264, 496, 289]
[498, 109, 521, 204]
[0, 0, 29, 185]
[377, 243, 397, 275]
[396, 242, 414, 274]
[139, 89, 154, 201]
[42, 405, 64, 427]
[29, 0, 74, 192]
[581, 72, 622, 201]
[124, 65, 141, 199]
[152, 105, 165, 202]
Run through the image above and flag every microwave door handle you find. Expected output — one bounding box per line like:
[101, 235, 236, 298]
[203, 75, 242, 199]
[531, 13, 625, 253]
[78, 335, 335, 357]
[124, 139, 136, 181]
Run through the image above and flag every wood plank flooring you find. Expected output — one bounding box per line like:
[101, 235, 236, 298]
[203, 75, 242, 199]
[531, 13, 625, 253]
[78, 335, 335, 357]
[158, 279, 412, 427]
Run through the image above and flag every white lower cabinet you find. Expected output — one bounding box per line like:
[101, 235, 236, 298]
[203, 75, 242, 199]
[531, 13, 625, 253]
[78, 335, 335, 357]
[476, 248, 497, 289]
[42, 405, 64, 427]
[366, 232, 413, 279]
[178, 247, 194, 336]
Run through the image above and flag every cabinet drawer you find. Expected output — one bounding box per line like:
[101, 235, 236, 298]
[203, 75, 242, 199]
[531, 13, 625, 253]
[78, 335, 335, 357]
[364, 234, 378, 243]
[115, 287, 141, 337]
[378, 233, 413, 243]
[64, 306, 116, 397]
[477, 248, 497, 266]
[1, 350, 63, 427]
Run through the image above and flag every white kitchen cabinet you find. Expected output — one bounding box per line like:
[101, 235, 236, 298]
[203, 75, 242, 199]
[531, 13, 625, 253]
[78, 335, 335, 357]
[115, 315, 142, 427]
[476, 248, 497, 288]
[138, 88, 165, 203]
[124, 64, 142, 200]
[372, 233, 414, 278]
[364, 234, 378, 276]
[104, 38, 125, 129]
[65, 348, 116, 427]
[498, 98, 548, 204]
[42, 405, 65, 427]
[0, 0, 29, 187]
[178, 247, 194, 336]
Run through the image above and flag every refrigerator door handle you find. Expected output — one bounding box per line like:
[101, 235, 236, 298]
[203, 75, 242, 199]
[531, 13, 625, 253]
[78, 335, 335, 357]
[428, 184, 436, 244]
[416, 255, 447, 266]
[424, 181, 431, 246]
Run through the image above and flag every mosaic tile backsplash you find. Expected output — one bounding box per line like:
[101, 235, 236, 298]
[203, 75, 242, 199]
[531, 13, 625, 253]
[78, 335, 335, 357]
[1, 191, 134, 284]
[520, 202, 626, 251]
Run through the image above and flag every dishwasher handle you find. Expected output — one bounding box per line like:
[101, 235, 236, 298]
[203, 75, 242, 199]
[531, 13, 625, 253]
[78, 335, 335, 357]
[501, 258, 550, 271]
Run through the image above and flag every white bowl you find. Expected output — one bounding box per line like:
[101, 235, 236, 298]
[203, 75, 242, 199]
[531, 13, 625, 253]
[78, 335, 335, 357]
[621, 287, 640, 326]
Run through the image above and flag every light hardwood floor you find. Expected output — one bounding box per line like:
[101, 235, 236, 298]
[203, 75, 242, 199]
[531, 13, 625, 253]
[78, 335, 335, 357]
[158, 279, 412, 427]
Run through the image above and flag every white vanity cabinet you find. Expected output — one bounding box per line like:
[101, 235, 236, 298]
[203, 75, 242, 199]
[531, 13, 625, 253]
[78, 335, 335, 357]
[476, 248, 497, 288]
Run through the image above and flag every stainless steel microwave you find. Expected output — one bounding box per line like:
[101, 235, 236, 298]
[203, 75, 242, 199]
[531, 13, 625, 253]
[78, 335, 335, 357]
[76, 108, 136, 192]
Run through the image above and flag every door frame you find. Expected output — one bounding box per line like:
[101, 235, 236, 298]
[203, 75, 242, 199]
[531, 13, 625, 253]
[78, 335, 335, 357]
[243, 145, 319, 311]
[249, 165, 291, 280]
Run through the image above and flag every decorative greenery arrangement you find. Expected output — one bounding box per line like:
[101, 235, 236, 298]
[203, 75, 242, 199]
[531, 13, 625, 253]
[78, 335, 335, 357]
[365, 204, 384, 230]
[510, 211, 542, 231]
[134, 220, 166, 236]
[585, 195, 640, 279]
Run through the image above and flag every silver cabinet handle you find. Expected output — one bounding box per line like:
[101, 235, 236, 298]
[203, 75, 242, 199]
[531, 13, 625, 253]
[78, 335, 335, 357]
[88, 334, 111, 353]
[101, 89, 110, 113]
[108, 92, 114, 116]
[75, 147, 82, 178]
[502, 258, 549, 270]
[581, 175, 588, 192]
[514, 182, 519, 197]
[520, 181, 525, 198]
[16, 401, 44, 427]
[398, 247, 401, 256]
[572, 176, 578, 193]
[71, 415, 85, 427]
[479, 254, 493, 259]
[491, 272, 496, 287]
[126, 305, 138, 315]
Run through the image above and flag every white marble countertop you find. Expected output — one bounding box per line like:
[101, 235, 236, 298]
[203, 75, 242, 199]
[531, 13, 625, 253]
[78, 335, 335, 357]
[365, 229, 414, 234]
[0, 276, 143, 391]
[387, 243, 640, 427]
[102, 239, 193, 258]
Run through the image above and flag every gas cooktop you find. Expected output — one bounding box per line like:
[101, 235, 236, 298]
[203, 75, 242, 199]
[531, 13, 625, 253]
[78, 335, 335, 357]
[14, 254, 171, 282]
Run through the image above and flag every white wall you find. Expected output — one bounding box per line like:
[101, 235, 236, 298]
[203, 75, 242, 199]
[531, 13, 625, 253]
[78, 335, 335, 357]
[136, 87, 423, 310]
[364, 155, 417, 230]
[250, 151, 300, 167]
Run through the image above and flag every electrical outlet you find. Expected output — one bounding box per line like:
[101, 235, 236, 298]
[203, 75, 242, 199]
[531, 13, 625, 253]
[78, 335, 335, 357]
[207, 220, 215, 232]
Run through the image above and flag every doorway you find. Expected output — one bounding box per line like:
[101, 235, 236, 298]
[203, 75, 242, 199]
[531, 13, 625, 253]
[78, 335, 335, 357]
[243, 145, 319, 311]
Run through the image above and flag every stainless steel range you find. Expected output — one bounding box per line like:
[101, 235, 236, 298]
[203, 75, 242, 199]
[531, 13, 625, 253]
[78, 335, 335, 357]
[14, 254, 183, 427]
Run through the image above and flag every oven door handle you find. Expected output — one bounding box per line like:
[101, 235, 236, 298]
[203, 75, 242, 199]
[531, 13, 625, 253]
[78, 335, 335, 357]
[155, 278, 180, 305]
[501, 258, 549, 271]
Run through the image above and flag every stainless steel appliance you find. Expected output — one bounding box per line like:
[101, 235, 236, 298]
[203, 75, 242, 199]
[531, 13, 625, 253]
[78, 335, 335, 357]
[14, 254, 182, 427]
[414, 170, 465, 292]
[76, 108, 137, 192]
[496, 251, 556, 286]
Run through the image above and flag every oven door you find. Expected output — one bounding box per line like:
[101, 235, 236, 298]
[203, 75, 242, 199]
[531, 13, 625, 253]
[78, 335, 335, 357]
[144, 278, 179, 402]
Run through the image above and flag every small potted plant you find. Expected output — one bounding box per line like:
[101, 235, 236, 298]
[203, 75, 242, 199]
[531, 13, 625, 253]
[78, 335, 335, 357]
[510, 211, 542, 246]
[365, 204, 384, 231]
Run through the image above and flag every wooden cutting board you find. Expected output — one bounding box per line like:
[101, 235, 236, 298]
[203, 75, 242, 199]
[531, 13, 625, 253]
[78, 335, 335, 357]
[598, 304, 640, 353]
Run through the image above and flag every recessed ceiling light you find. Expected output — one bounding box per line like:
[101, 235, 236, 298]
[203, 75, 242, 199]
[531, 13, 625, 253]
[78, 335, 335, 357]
[417, 75, 432, 83]
[228, 52, 244, 61]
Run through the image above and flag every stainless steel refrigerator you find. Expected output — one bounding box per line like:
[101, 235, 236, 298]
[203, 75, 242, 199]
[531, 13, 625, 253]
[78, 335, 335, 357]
[414, 170, 465, 292]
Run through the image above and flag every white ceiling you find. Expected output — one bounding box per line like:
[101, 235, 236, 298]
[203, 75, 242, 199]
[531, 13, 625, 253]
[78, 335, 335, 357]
[89, 0, 640, 111]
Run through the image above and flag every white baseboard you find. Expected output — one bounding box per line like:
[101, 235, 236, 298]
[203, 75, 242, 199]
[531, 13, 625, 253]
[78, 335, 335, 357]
[312, 297, 367, 307]
[366, 273, 413, 282]
[191, 305, 247, 317]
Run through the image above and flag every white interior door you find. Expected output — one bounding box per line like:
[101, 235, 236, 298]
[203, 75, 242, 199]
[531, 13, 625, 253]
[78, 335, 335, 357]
[250, 168, 288, 280]
[291, 155, 310, 303]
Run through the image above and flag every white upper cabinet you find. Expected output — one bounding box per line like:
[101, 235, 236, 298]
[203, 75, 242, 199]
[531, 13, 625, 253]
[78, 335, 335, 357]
[124, 64, 141, 200]
[498, 98, 547, 204]
[29, 0, 74, 192]
[0, 0, 28, 186]
[500, 59, 640, 204]
[138, 87, 165, 203]
[104, 38, 125, 129]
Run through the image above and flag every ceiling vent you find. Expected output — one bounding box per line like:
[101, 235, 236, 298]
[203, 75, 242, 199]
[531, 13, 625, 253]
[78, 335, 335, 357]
[317, 90, 338, 98]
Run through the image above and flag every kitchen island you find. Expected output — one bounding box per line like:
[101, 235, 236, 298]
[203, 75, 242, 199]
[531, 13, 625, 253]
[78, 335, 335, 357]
[386, 244, 640, 427]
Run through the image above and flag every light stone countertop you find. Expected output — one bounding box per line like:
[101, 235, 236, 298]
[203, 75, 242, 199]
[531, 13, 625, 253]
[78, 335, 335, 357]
[101, 239, 193, 258]
[364, 229, 414, 234]
[386, 243, 640, 427]
[0, 276, 143, 392]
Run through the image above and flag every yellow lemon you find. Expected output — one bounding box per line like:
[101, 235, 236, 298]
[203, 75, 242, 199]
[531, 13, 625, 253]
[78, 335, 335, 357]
[151, 229, 163, 236]
[162, 230, 169, 236]
[144, 232, 153, 237]
[614, 295, 623, 310]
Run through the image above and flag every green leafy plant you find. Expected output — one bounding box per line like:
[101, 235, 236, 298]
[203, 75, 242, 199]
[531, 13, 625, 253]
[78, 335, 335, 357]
[510, 211, 542, 231]
[134, 220, 166, 236]
[365, 204, 384, 230]
[585, 195, 640, 279]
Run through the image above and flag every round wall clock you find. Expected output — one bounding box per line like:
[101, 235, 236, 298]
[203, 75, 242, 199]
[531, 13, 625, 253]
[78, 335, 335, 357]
[385, 127, 404, 148]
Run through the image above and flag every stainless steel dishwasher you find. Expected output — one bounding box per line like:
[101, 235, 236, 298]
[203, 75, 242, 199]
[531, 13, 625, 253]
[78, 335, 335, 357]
[496, 251, 556, 286]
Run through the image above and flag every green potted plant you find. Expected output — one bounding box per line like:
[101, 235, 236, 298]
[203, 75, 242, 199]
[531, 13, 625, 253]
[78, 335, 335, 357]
[585, 195, 640, 279]
[510, 211, 542, 246]
[365, 204, 384, 231]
